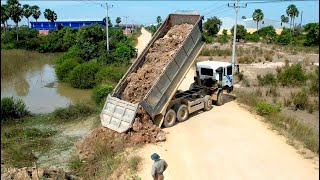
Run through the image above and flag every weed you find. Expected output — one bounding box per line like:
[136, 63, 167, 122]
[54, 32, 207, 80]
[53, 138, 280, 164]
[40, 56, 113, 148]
[234, 89, 259, 107]
[254, 88, 263, 97]
[308, 67, 319, 95]
[53, 102, 97, 121]
[290, 88, 309, 110]
[283, 96, 292, 107]
[284, 59, 290, 67]
[1, 127, 57, 167]
[255, 101, 281, 116]
[238, 55, 254, 64]
[264, 53, 273, 62]
[266, 85, 280, 97]
[129, 156, 142, 171]
[242, 77, 251, 87]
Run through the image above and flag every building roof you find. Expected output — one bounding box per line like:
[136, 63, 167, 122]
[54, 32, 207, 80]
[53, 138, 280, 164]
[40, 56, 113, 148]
[30, 18, 103, 23]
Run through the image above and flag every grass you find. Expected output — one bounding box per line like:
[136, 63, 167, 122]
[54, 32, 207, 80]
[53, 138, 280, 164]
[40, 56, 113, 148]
[1, 49, 62, 80]
[1, 126, 57, 167]
[129, 156, 142, 171]
[235, 89, 319, 154]
[200, 47, 232, 56]
[52, 101, 97, 121]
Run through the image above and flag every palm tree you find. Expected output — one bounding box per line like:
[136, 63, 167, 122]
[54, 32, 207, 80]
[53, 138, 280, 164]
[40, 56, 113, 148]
[22, 4, 32, 28]
[252, 9, 264, 33]
[1, 4, 10, 31]
[286, 4, 299, 30]
[44, 9, 51, 22]
[103, 17, 112, 27]
[280, 15, 289, 26]
[31, 5, 41, 22]
[241, 16, 246, 20]
[116, 17, 121, 26]
[156, 16, 162, 24]
[44, 9, 57, 29]
[6, 0, 23, 41]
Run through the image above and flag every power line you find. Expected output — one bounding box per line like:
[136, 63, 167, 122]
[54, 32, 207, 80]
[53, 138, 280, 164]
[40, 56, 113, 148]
[203, 4, 229, 16]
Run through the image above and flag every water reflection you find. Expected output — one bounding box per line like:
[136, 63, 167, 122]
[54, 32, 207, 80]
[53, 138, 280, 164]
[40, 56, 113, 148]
[1, 59, 92, 114]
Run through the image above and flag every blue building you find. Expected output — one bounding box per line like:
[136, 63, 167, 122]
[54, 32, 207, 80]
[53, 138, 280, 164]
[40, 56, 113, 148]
[30, 19, 105, 30]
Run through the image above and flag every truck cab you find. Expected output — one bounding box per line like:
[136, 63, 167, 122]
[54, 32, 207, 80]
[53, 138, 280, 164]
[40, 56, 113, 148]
[194, 61, 234, 91]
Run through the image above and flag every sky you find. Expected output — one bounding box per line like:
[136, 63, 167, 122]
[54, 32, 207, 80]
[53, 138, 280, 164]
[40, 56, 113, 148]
[2, 0, 319, 28]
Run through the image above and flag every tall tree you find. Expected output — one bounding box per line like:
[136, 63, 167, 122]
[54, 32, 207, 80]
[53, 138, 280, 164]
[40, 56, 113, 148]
[116, 17, 121, 25]
[231, 25, 247, 42]
[280, 15, 289, 26]
[203, 16, 222, 36]
[103, 17, 112, 27]
[156, 16, 162, 24]
[44, 9, 51, 22]
[6, 0, 23, 41]
[44, 8, 57, 29]
[31, 5, 41, 22]
[1, 4, 10, 30]
[22, 4, 32, 28]
[252, 9, 264, 33]
[286, 4, 299, 30]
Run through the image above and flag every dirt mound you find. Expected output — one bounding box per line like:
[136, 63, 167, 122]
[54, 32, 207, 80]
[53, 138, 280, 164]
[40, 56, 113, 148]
[76, 109, 166, 159]
[1, 167, 79, 180]
[122, 23, 194, 103]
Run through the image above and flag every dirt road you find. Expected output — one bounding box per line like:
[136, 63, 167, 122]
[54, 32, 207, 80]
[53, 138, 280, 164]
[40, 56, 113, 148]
[135, 68, 319, 180]
[135, 27, 152, 56]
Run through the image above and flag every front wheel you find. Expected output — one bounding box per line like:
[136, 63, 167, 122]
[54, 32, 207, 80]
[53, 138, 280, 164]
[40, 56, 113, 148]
[203, 95, 212, 111]
[163, 109, 176, 128]
[216, 91, 224, 106]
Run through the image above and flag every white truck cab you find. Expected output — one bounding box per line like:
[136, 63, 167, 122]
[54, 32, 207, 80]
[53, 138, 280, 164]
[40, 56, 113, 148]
[195, 61, 234, 89]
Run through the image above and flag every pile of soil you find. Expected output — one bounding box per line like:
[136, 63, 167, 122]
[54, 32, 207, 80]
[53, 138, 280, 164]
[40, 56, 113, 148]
[1, 167, 79, 180]
[122, 23, 194, 103]
[76, 108, 166, 159]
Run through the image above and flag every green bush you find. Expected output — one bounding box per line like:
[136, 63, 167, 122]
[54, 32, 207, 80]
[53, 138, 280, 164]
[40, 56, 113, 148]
[257, 73, 277, 86]
[69, 62, 101, 89]
[203, 33, 214, 43]
[275, 28, 292, 45]
[1, 97, 29, 121]
[113, 42, 132, 64]
[308, 67, 319, 95]
[255, 101, 281, 116]
[277, 63, 307, 86]
[95, 65, 126, 85]
[303, 23, 319, 46]
[244, 33, 260, 42]
[256, 26, 277, 39]
[55, 58, 80, 82]
[91, 85, 114, 106]
[53, 102, 97, 121]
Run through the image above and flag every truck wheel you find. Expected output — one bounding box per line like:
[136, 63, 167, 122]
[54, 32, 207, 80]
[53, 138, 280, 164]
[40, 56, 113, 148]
[175, 104, 189, 122]
[204, 95, 212, 111]
[163, 109, 176, 128]
[216, 91, 224, 106]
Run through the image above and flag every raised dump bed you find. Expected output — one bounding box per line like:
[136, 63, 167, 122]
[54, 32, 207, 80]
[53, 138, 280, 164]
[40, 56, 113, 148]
[101, 11, 205, 133]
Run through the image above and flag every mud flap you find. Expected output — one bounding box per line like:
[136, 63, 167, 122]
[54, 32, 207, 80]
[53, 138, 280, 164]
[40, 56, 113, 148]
[100, 95, 139, 133]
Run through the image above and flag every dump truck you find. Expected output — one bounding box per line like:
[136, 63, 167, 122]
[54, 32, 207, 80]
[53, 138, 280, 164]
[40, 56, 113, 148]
[100, 11, 235, 133]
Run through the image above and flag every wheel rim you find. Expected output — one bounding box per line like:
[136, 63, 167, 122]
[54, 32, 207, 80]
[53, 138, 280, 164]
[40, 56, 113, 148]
[207, 99, 212, 107]
[167, 113, 174, 124]
[180, 108, 187, 118]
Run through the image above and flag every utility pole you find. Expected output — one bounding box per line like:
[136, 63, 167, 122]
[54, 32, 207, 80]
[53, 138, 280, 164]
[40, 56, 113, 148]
[101, 3, 113, 51]
[300, 11, 303, 26]
[228, 0, 246, 88]
[124, 16, 129, 35]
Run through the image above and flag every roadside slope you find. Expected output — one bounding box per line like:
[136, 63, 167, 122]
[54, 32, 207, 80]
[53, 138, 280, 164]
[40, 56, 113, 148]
[135, 68, 319, 180]
[135, 27, 152, 56]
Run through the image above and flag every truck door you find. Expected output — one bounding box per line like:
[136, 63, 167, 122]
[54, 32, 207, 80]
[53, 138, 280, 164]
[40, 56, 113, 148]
[224, 66, 233, 87]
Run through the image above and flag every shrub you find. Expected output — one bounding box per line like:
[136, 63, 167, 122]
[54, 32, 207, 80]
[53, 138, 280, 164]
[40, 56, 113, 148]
[91, 85, 114, 106]
[69, 62, 101, 89]
[113, 42, 132, 64]
[95, 65, 126, 85]
[277, 63, 307, 86]
[290, 88, 309, 110]
[303, 23, 319, 46]
[53, 102, 97, 121]
[308, 67, 319, 95]
[254, 88, 263, 97]
[244, 33, 260, 42]
[129, 156, 142, 171]
[1, 97, 29, 121]
[264, 53, 273, 62]
[55, 58, 80, 82]
[255, 101, 281, 116]
[283, 96, 292, 107]
[266, 85, 280, 97]
[238, 55, 254, 64]
[257, 73, 277, 86]
[275, 28, 292, 45]
[256, 26, 277, 39]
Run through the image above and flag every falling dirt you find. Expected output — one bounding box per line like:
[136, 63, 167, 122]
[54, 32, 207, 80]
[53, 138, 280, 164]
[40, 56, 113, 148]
[122, 23, 194, 103]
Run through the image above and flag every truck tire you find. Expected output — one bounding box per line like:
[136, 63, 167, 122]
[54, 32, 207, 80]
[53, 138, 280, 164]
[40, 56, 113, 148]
[163, 109, 176, 128]
[216, 91, 224, 106]
[175, 104, 189, 122]
[204, 95, 212, 111]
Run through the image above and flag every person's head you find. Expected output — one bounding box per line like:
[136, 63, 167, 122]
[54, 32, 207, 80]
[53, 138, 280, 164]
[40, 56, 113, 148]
[151, 153, 160, 161]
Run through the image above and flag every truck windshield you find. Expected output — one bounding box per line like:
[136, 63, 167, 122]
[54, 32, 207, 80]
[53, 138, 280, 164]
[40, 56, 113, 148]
[201, 68, 213, 76]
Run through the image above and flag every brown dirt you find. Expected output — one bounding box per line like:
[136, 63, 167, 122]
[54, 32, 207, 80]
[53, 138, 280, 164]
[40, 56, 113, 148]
[122, 23, 194, 103]
[1, 167, 80, 180]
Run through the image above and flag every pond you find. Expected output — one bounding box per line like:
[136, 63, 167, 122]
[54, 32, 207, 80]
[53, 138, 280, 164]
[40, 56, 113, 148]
[1, 50, 92, 114]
